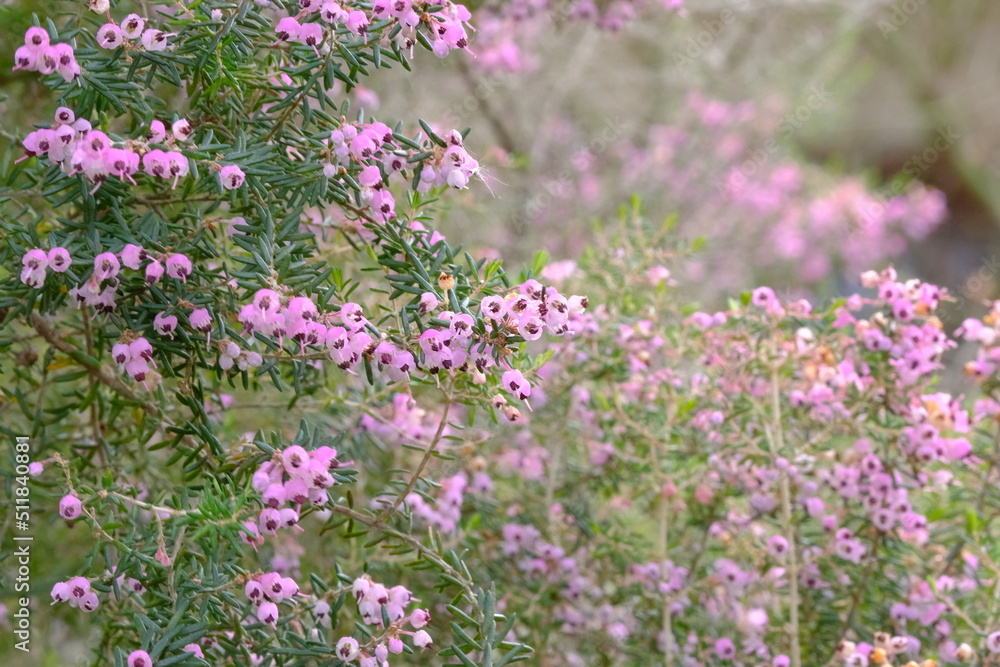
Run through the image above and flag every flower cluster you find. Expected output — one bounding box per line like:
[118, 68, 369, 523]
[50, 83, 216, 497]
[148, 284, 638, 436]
[328, 124, 480, 224]
[19, 106, 241, 194]
[248, 445, 342, 543]
[50, 577, 99, 612]
[19, 246, 71, 288]
[97, 14, 172, 53]
[329, 576, 433, 664]
[20, 113, 178, 192]
[12, 27, 79, 81]
[245, 571, 301, 628]
[274, 0, 474, 57]
[112, 335, 156, 383]
[472, 0, 685, 73]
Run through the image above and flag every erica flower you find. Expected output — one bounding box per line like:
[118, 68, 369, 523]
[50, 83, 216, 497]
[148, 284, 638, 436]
[59, 494, 83, 520]
[153, 312, 178, 338]
[97, 24, 124, 49]
[714, 638, 736, 660]
[419, 292, 439, 313]
[413, 630, 433, 649]
[145, 260, 164, 284]
[122, 14, 145, 40]
[220, 164, 245, 189]
[345, 11, 369, 36]
[24, 27, 49, 50]
[768, 535, 789, 558]
[165, 254, 192, 281]
[751, 286, 777, 309]
[21, 249, 48, 287]
[298, 22, 324, 50]
[321, 3, 348, 24]
[275, 17, 301, 42]
[182, 644, 204, 659]
[127, 650, 153, 667]
[480, 295, 508, 321]
[336, 637, 360, 661]
[171, 119, 193, 142]
[93, 252, 120, 281]
[148, 120, 166, 143]
[502, 369, 531, 401]
[189, 308, 212, 333]
[119, 244, 145, 270]
[141, 29, 171, 52]
[257, 601, 279, 627]
[410, 608, 431, 628]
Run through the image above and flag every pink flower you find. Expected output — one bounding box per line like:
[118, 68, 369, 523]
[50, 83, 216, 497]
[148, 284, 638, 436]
[282, 445, 310, 476]
[189, 308, 212, 332]
[359, 164, 382, 188]
[79, 592, 99, 612]
[321, 2, 348, 23]
[480, 295, 508, 321]
[59, 494, 83, 520]
[715, 638, 736, 660]
[21, 249, 48, 287]
[141, 29, 171, 52]
[120, 244, 145, 270]
[502, 369, 531, 401]
[125, 358, 149, 383]
[51, 581, 71, 604]
[768, 535, 789, 558]
[93, 252, 120, 281]
[410, 608, 431, 628]
[419, 292, 439, 313]
[148, 120, 166, 143]
[165, 254, 192, 281]
[182, 644, 204, 659]
[171, 119, 193, 142]
[53, 43, 80, 81]
[122, 14, 145, 40]
[345, 11, 369, 36]
[153, 312, 178, 338]
[127, 650, 153, 667]
[298, 22, 324, 48]
[97, 24, 124, 49]
[220, 164, 245, 189]
[130, 338, 154, 364]
[257, 601, 279, 627]
[413, 630, 433, 649]
[23, 248, 48, 271]
[145, 260, 164, 284]
[336, 637, 360, 661]
[24, 27, 50, 51]
[275, 17, 301, 42]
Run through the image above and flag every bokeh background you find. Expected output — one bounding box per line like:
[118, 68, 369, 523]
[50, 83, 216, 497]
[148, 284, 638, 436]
[367, 0, 1000, 309]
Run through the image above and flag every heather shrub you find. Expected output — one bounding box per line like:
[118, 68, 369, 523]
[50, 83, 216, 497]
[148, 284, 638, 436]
[1, 2, 996, 667]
